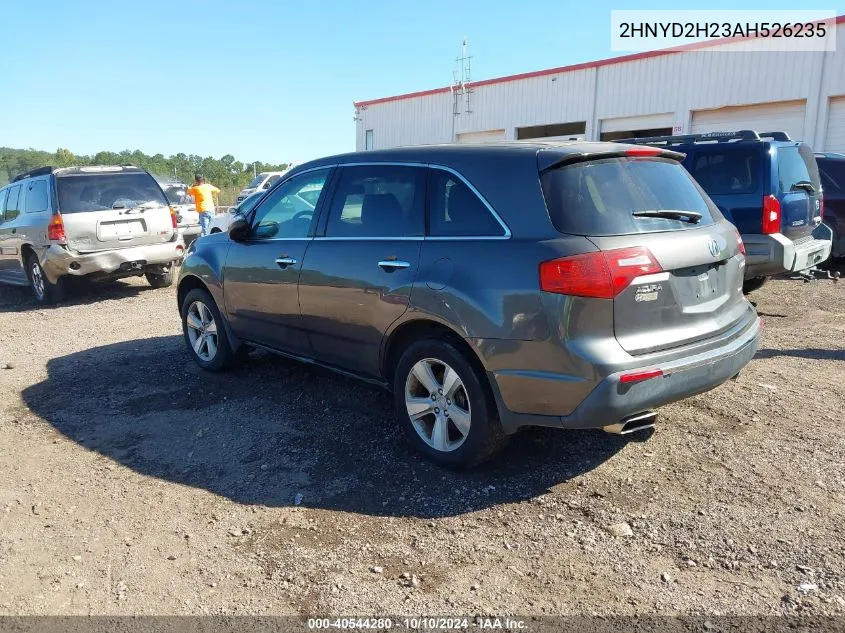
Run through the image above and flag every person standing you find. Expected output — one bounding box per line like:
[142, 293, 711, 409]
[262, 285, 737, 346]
[186, 174, 220, 236]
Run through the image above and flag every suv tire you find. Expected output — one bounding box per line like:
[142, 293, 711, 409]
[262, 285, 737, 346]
[181, 288, 239, 371]
[26, 254, 64, 304]
[146, 268, 174, 289]
[393, 338, 507, 469]
[742, 277, 767, 294]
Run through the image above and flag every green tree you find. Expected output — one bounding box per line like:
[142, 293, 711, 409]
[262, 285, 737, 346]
[0, 146, 292, 204]
[54, 148, 76, 167]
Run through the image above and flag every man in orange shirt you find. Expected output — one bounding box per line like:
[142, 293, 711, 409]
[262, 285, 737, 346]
[186, 174, 221, 236]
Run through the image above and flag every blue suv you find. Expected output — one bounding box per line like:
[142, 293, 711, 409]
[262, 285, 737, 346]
[619, 131, 831, 293]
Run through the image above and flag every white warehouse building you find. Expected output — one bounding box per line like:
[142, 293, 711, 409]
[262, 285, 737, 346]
[354, 16, 845, 153]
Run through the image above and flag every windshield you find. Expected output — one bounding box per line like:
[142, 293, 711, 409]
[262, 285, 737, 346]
[246, 175, 266, 188]
[56, 173, 169, 214]
[541, 157, 720, 236]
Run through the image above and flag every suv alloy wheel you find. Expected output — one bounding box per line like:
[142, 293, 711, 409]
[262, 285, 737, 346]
[393, 338, 507, 468]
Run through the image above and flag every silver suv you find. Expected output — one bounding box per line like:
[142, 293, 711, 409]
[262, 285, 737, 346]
[0, 165, 185, 303]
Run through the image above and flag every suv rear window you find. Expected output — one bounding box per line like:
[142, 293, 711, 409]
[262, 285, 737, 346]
[689, 148, 760, 194]
[57, 173, 168, 213]
[778, 145, 821, 194]
[541, 157, 719, 236]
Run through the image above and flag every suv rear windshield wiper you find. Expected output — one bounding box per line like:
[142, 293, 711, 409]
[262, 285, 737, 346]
[631, 210, 702, 224]
[791, 181, 817, 194]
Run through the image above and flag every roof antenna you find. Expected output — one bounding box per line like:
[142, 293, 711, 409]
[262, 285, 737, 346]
[452, 38, 473, 116]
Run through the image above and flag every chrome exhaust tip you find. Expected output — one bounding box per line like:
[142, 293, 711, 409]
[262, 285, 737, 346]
[603, 411, 657, 435]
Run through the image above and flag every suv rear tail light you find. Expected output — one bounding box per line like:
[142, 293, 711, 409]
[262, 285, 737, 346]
[169, 206, 178, 229]
[47, 214, 66, 243]
[735, 229, 746, 256]
[762, 195, 781, 235]
[540, 246, 663, 299]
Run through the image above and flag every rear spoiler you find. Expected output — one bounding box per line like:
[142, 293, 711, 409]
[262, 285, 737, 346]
[538, 146, 686, 172]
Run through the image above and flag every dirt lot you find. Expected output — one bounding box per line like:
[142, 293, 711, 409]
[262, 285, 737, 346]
[0, 274, 843, 617]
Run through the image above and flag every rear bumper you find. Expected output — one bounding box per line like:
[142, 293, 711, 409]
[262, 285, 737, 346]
[488, 316, 761, 433]
[41, 240, 184, 283]
[178, 225, 202, 238]
[743, 227, 832, 279]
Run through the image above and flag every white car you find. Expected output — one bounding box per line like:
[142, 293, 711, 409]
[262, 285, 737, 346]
[235, 166, 294, 203]
[160, 182, 201, 241]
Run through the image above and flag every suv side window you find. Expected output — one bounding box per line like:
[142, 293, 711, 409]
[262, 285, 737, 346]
[778, 145, 821, 193]
[24, 180, 49, 214]
[263, 174, 282, 189]
[0, 189, 7, 223]
[428, 169, 505, 237]
[325, 165, 425, 238]
[820, 160, 844, 194]
[689, 148, 760, 195]
[4, 185, 21, 222]
[251, 169, 330, 240]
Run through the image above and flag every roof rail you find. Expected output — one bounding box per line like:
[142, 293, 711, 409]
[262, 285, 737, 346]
[759, 131, 791, 141]
[11, 166, 55, 183]
[615, 130, 762, 146]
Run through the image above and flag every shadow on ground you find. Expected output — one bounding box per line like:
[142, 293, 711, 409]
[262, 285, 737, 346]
[22, 335, 637, 518]
[0, 278, 154, 313]
[755, 347, 845, 361]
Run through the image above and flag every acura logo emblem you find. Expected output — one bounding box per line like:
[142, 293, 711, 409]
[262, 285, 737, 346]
[708, 239, 721, 258]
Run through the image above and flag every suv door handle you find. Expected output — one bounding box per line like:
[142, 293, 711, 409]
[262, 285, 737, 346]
[275, 256, 297, 268]
[378, 260, 411, 271]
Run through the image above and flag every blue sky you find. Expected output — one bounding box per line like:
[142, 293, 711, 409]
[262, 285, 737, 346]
[0, 0, 840, 164]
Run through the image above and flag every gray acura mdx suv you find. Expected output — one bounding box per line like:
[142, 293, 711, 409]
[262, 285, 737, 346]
[177, 143, 761, 467]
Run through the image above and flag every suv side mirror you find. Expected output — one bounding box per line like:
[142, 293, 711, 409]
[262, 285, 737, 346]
[228, 216, 250, 241]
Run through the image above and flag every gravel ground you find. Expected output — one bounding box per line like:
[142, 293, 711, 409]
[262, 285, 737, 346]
[0, 274, 843, 617]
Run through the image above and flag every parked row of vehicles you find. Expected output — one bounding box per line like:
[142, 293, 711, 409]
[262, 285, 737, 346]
[0, 132, 841, 467]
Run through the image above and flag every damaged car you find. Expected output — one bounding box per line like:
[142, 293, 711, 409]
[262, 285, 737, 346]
[0, 165, 184, 303]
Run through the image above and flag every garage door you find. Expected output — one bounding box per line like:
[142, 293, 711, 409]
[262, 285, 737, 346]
[599, 113, 674, 141]
[691, 100, 807, 141]
[825, 97, 845, 153]
[456, 129, 506, 144]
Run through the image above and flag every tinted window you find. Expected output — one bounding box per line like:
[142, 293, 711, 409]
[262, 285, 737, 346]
[24, 180, 49, 213]
[818, 159, 844, 195]
[690, 148, 760, 195]
[0, 189, 7, 223]
[56, 173, 168, 213]
[4, 185, 21, 222]
[541, 157, 719, 236]
[264, 174, 282, 189]
[251, 169, 329, 239]
[778, 145, 821, 193]
[325, 165, 424, 238]
[428, 169, 504, 237]
[247, 175, 265, 188]
[237, 191, 265, 215]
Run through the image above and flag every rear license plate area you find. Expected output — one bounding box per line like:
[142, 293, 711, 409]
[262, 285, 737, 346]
[98, 219, 147, 240]
[674, 262, 725, 303]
